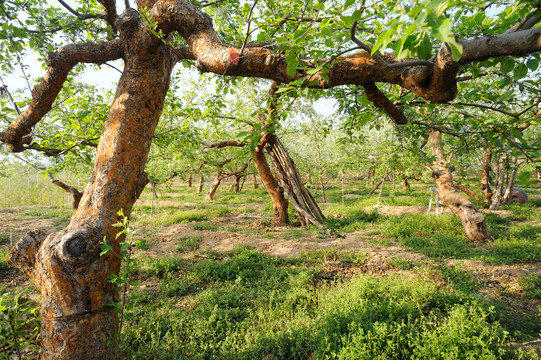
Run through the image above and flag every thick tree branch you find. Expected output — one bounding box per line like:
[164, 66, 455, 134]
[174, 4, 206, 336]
[152, 1, 541, 108]
[0, 40, 122, 152]
[361, 83, 407, 125]
[52, 179, 83, 208]
[200, 139, 244, 148]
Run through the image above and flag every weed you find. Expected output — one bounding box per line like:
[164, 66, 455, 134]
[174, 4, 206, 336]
[300, 247, 368, 265]
[191, 223, 219, 231]
[519, 274, 541, 300]
[387, 257, 415, 270]
[176, 236, 202, 253]
[0, 292, 41, 359]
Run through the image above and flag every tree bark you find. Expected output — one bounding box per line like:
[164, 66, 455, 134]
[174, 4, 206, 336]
[503, 158, 518, 205]
[403, 178, 411, 191]
[266, 135, 325, 228]
[205, 174, 222, 200]
[253, 173, 259, 189]
[429, 131, 492, 242]
[51, 178, 83, 209]
[197, 175, 204, 193]
[187, 173, 192, 188]
[252, 141, 289, 225]
[480, 148, 494, 206]
[369, 178, 385, 195]
[489, 159, 506, 210]
[8, 9, 174, 358]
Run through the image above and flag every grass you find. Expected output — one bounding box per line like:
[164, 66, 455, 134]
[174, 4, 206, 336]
[2, 173, 540, 359]
[176, 235, 202, 253]
[142, 206, 231, 226]
[119, 247, 538, 359]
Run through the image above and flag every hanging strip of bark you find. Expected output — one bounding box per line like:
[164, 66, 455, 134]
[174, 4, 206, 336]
[266, 134, 325, 228]
[429, 130, 492, 242]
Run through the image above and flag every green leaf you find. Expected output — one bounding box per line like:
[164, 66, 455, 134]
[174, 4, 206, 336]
[526, 58, 539, 71]
[344, 0, 355, 9]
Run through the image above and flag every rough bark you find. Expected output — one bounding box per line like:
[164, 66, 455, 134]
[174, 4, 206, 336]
[252, 137, 289, 225]
[369, 178, 384, 195]
[403, 178, 411, 191]
[453, 181, 479, 201]
[429, 131, 492, 242]
[8, 8, 174, 359]
[266, 135, 325, 228]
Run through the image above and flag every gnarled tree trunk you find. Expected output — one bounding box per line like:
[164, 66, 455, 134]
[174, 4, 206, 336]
[429, 131, 492, 242]
[205, 173, 222, 200]
[8, 10, 174, 358]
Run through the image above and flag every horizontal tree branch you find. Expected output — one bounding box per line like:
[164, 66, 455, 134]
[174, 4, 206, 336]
[200, 139, 244, 148]
[153, 1, 541, 110]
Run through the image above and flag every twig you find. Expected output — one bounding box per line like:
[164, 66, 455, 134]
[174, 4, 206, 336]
[350, 21, 433, 69]
[239, 0, 258, 57]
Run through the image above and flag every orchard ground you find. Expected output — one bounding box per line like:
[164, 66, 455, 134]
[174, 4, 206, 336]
[1, 173, 540, 359]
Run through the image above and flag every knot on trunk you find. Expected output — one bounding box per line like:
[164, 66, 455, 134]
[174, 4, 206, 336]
[59, 226, 101, 262]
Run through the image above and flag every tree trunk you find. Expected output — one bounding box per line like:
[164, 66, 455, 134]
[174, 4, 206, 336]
[187, 173, 192, 188]
[205, 174, 222, 200]
[489, 160, 506, 210]
[229, 175, 241, 192]
[503, 158, 518, 205]
[403, 178, 411, 191]
[319, 175, 327, 203]
[480, 148, 494, 206]
[8, 15, 174, 358]
[266, 135, 325, 228]
[252, 144, 289, 225]
[197, 175, 204, 193]
[253, 174, 258, 189]
[429, 131, 492, 242]
[369, 178, 384, 195]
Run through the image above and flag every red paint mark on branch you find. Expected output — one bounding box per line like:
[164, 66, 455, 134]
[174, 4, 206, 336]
[228, 48, 239, 65]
